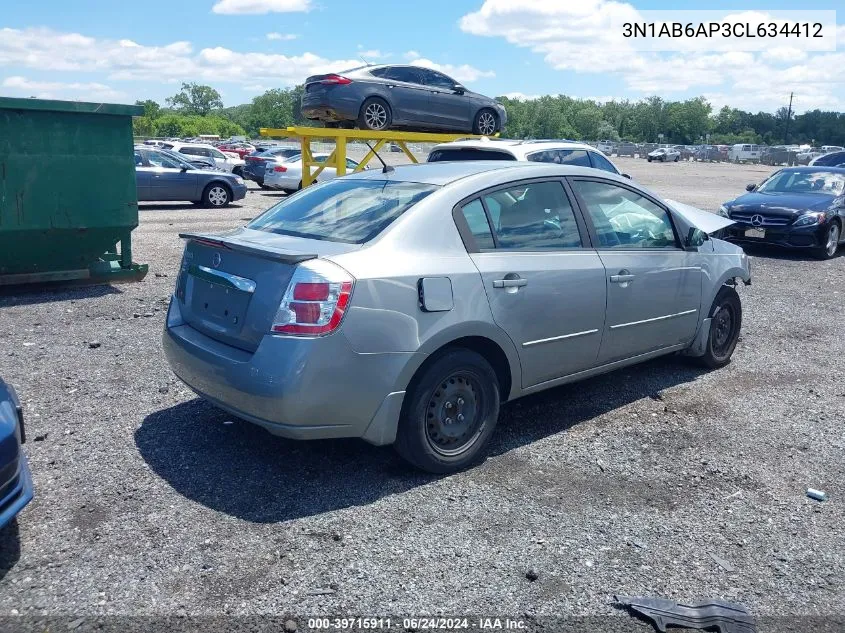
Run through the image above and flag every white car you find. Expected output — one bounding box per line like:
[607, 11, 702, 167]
[426, 138, 625, 177]
[264, 153, 363, 192]
[647, 147, 681, 162]
[162, 142, 245, 176]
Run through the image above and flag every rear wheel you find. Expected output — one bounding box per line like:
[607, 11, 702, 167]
[358, 97, 391, 131]
[816, 221, 841, 260]
[698, 286, 742, 369]
[473, 109, 498, 136]
[202, 183, 231, 208]
[674, 155, 680, 162]
[394, 349, 500, 474]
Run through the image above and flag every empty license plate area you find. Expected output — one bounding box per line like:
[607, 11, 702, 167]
[744, 227, 766, 238]
[187, 266, 254, 333]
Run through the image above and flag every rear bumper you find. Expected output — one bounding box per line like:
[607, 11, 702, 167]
[301, 93, 361, 123]
[0, 455, 33, 530]
[723, 223, 828, 249]
[162, 297, 416, 444]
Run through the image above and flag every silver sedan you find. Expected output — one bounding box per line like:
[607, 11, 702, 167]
[163, 162, 750, 473]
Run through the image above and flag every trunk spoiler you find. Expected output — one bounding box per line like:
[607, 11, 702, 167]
[179, 232, 317, 265]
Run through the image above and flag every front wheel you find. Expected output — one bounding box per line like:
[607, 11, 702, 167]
[394, 349, 500, 474]
[816, 221, 841, 260]
[473, 109, 499, 136]
[698, 286, 742, 369]
[674, 155, 680, 162]
[202, 183, 231, 208]
[647, 157, 653, 162]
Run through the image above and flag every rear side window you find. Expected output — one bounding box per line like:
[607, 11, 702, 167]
[368, 67, 389, 78]
[526, 149, 591, 167]
[428, 148, 516, 162]
[482, 181, 583, 250]
[459, 199, 495, 249]
[588, 151, 619, 174]
[248, 179, 438, 244]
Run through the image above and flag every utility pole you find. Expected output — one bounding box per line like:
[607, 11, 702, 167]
[784, 92, 793, 144]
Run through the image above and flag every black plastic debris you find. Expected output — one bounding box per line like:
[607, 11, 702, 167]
[615, 595, 755, 633]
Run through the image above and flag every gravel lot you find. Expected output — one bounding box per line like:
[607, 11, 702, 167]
[0, 155, 843, 630]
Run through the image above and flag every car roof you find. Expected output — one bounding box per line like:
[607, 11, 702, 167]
[340, 160, 625, 186]
[428, 138, 596, 156]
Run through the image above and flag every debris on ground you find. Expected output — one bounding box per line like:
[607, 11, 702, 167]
[615, 595, 755, 633]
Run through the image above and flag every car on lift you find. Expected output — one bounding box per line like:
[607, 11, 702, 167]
[0, 377, 33, 530]
[301, 65, 507, 135]
[163, 161, 749, 474]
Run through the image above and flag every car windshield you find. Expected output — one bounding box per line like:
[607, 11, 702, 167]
[428, 148, 516, 162]
[248, 179, 438, 244]
[757, 170, 845, 195]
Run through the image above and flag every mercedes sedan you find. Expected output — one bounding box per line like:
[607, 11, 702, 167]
[719, 167, 845, 259]
[301, 64, 507, 135]
[163, 162, 750, 473]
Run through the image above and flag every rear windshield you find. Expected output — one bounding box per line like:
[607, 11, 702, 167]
[248, 179, 438, 244]
[428, 148, 517, 162]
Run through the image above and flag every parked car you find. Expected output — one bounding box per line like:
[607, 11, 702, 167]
[616, 142, 639, 157]
[810, 151, 845, 167]
[134, 147, 247, 207]
[243, 147, 303, 187]
[162, 142, 245, 176]
[596, 140, 616, 155]
[761, 146, 798, 166]
[426, 139, 626, 177]
[0, 377, 33, 529]
[677, 145, 696, 161]
[264, 153, 363, 193]
[217, 142, 256, 159]
[647, 147, 680, 162]
[728, 144, 762, 163]
[695, 145, 723, 162]
[163, 161, 750, 473]
[301, 64, 507, 135]
[719, 166, 845, 259]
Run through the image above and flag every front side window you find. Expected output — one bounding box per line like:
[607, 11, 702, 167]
[481, 181, 583, 250]
[571, 180, 678, 249]
[211, 150, 227, 160]
[417, 68, 456, 89]
[248, 179, 438, 244]
[588, 151, 619, 174]
[145, 150, 185, 169]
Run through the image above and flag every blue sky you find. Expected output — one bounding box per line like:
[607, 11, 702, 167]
[0, 0, 842, 113]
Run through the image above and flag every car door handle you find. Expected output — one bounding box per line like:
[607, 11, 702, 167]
[493, 279, 527, 288]
[610, 273, 636, 283]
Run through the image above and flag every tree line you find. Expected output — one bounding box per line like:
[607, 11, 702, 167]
[133, 82, 845, 147]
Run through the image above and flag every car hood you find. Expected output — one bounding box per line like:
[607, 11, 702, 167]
[728, 191, 834, 215]
[665, 199, 735, 234]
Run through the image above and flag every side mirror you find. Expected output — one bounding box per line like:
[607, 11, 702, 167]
[745, 183, 757, 192]
[686, 227, 708, 249]
[622, 173, 632, 179]
[453, 84, 466, 94]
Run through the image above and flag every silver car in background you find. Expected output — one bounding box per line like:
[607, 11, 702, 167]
[163, 162, 750, 473]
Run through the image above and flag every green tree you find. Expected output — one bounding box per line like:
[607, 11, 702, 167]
[135, 99, 162, 119]
[166, 83, 224, 116]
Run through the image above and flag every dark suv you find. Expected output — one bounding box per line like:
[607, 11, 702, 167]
[301, 65, 507, 135]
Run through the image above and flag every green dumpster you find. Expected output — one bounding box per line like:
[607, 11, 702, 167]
[0, 97, 148, 286]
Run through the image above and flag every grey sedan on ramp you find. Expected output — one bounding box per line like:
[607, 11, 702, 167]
[163, 162, 750, 473]
[301, 64, 507, 135]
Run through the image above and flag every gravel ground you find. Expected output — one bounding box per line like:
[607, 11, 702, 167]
[0, 155, 843, 630]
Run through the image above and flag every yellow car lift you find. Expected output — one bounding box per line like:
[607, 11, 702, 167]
[259, 126, 495, 187]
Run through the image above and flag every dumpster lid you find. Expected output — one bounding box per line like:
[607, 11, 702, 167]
[0, 96, 143, 117]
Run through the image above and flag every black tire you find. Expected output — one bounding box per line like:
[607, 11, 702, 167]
[674, 155, 679, 162]
[698, 286, 742, 369]
[815, 221, 841, 260]
[232, 165, 243, 177]
[394, 349, 500, 474]
[201, 182, 231, 208]
[647, 157, 652, 162]
[358, 97, 391, 131]
[473, 108, 499, 136]
[259, 183, 271, 190]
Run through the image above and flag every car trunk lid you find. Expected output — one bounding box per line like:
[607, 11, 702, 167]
[176, 228, 358, 352]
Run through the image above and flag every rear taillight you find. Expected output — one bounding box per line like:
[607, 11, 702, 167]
[273, 165, 287, 172]
[271, 260, 354, 336]
[319, 74, 352, 85]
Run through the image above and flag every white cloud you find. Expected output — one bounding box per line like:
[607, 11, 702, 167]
[357, 49, 388, 60]
[409, 58, 494, 83]
[501, 91, 540, 100]
[458, 0, 845, 112]
[266, 32, 298, 41]
[1, 76, 126, 101]
[212, 0, 310, 14]
[403, 50, 420, 60]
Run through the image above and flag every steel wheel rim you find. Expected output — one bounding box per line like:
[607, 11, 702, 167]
[209, 187, 228, 206]
[365, 103, 387, 130]
[425, 371, 486, 457]
[711, 303, 736, 358]
[478, 112, 496, 135]
[826, 224, 839, 257]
